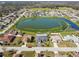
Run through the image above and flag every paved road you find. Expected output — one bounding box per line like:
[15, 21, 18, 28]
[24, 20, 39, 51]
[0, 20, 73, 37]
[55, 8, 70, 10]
[0, 9, 26, 34]
[2, 12, 15, 19]
[0, 47, 79, 52]
[53, 43, 58, 54]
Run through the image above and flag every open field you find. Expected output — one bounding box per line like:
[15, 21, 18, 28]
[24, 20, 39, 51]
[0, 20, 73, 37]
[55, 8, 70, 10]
[58, 51, 75, 57]
[58, 41, 77, 47]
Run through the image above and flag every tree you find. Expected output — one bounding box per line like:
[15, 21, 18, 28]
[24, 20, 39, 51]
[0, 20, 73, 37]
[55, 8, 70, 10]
[30, 36, 35, 42]
[0, 13, 3, 20]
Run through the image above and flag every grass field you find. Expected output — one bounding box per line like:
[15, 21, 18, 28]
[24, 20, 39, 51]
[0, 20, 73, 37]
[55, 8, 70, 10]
[58, 41, 77, 47]
[40, 51, 55, 57]
[58, 51, 75, 57]
[21, 51, 35, 57]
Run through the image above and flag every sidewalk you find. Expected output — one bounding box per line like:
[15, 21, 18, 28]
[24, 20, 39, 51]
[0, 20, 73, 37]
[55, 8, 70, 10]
[53, 42, 58, 56]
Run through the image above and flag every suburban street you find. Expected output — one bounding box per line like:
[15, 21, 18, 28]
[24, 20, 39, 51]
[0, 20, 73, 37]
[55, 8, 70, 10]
[0, 47, 79, 52]
[0, 9, 26, 34]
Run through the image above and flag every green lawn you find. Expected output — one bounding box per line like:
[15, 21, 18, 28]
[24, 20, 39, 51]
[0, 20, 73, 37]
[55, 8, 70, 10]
[41, 40, 53, 47]
[21, 51, 35, 57]
[10, 37, 23, 47]
[31, 8, 51, 11]
[58, 51, 75, 57]
[58, 41, 77, 47]
[74, 21, 79, 26]
[3, 50, 17, 57]
[26, 42, 37, 47]
[60, 32, 79, 36]
[40, 51, 55, 57]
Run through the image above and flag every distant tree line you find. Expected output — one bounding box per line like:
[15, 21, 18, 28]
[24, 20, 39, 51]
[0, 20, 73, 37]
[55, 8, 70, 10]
[0, 1, 79, 11]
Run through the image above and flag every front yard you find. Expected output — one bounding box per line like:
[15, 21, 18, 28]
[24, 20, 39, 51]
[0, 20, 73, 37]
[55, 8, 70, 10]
[58, 41, 77, 47]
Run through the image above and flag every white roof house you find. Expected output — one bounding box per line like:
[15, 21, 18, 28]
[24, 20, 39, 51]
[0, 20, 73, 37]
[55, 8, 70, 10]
[50, 33, 62, 42]
[64, 35, 79, 43]
[36, 34, 47, 36]
[36, 33, 48, 42]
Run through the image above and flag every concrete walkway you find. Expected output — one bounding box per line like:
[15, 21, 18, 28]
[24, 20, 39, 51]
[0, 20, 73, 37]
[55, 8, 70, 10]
[53, 42, 59, 56]
[0, 47, 79, 51]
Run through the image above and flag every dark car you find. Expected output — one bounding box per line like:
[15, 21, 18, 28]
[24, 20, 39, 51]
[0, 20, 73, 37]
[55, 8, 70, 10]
[0, 52, 3, 57]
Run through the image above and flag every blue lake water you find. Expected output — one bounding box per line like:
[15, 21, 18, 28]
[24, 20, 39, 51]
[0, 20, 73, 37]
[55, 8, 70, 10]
[61, 18, 79, 30]
[16, 17, 79, 30]
[16, 18, 67, 29]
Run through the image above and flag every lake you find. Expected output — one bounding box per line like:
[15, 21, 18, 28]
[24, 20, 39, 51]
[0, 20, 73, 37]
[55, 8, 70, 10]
[16, 17, 67, 29]
[16, 17, 79, 31]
